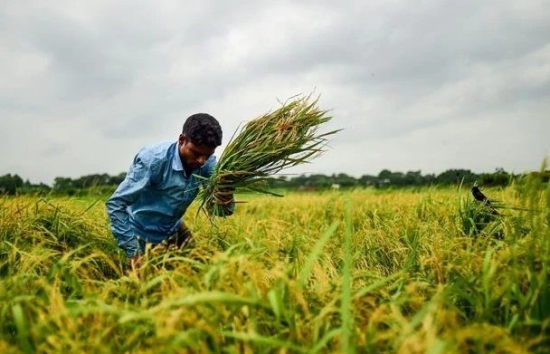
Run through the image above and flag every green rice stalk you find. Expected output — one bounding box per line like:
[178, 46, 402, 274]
[298, 221, 339, 289]
[340, 198, 355, 353]
[220, 331, 307, 352]
[198, 94, 340, 216]
[12, 304, 34, 354]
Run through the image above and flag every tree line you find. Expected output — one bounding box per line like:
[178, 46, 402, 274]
[0, 173, 126, 196]
[269, 168, 548, 190]
[1, 168, 548, 196]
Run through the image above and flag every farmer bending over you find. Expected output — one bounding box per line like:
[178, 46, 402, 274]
[106, 113, 234, 268]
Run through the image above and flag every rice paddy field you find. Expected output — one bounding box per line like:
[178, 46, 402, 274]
[1, 178, 549, 353]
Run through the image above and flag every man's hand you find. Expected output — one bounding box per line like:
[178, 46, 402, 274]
[209, 187, 234, 216]
[162, 222, 194, 250]
[127, 253, 143, 270]
[215, 188, 234, 205]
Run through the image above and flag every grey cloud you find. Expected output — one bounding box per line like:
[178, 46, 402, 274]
[0, 0, 549, 184]
[244, 0, 550, 91]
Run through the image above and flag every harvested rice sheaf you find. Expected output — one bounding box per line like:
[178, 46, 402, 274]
[198, 94, 340, 216]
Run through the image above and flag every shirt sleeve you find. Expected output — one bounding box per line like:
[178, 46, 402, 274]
[105, 155, 152, 257]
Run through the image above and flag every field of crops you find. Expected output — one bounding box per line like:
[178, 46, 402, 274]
[1, 179, 549, 353]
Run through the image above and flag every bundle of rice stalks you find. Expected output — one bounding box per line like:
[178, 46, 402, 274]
[198, 94, 340, 216]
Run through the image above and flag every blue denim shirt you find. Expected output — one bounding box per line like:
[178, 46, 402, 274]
[106, 141, 226, 257]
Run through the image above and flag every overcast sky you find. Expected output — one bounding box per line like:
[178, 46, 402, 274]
[1, 0, 549, 185]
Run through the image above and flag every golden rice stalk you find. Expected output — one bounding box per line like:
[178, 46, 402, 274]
[198, 94, 340, 216]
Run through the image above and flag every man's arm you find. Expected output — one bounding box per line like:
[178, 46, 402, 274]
[105, 157, 152, 257]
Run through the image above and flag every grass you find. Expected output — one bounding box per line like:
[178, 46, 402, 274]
[0, 179, 548, 353]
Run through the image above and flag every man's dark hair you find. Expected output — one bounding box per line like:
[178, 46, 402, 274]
[182, 113, 223, 147]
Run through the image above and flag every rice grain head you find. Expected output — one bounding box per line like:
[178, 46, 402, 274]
[198, 94, 341, 217]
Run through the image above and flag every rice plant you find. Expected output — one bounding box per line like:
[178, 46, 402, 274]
[0, 179, 548, 353]
[197, 94, 340, 216]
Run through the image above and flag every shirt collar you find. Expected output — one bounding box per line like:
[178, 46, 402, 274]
[171, 142, 184, 171]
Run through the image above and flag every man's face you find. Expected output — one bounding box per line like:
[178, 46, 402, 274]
[178, 134, 216, 170]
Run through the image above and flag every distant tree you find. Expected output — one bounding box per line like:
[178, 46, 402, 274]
[109, 172, 127, 185]
[53, 177, 76, 195]
[0, 174, 24, 195]
[378, 169, 392, 180]
[387, 171, 405, 186]
[479, 168, 511, 187]
[73, 173, 113, 189]
[424, 173, 437, 185]
[358, 174, 377, 186]
[436, 169, 477, 185]
[333, 173, 357, 187]
[19, 182, 51, 195]
[308, 174, 331, 188]
[404, 170, 423, 186]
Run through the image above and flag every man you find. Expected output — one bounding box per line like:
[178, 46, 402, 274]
[106, 113, 234, 268]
